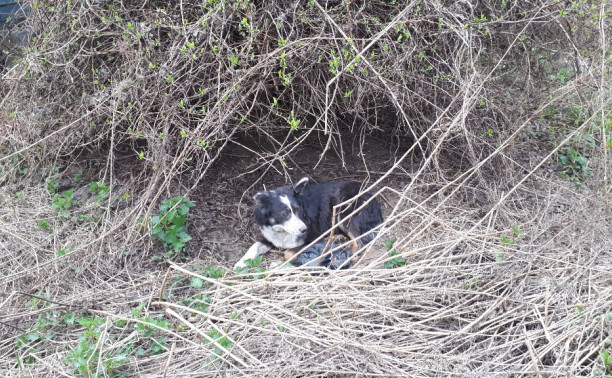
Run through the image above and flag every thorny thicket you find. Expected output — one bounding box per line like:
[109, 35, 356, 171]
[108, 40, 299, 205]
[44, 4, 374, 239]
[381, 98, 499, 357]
[1, 0, 611, 376]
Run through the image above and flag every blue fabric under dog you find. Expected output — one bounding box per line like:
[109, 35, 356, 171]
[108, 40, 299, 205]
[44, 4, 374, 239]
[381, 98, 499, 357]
[290, 242, 352, 269]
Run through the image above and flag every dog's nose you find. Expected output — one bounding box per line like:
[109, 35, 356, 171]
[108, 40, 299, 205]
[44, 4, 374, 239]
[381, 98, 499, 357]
[298, 226, 307, 236]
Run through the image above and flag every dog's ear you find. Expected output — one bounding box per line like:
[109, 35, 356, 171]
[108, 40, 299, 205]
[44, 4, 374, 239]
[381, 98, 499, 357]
[253, 193, 268, 222]
[293, 177, 310, 195]
[253, 192, 269, 204]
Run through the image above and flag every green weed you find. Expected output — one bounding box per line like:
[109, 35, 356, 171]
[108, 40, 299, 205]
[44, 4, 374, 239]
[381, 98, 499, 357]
[277, 51, 293, 86]
[202, 265, 226, 278]
[383, 237, 406, 269]
[15, 332, 41, 365]
[496, 223, 523, 261]
[149, 196, 195, 256]
[465, 277, 479, 290]
[14, 302, 59, 367]
[540, 106, 558, 120]
[234, 256, 265, 276]
[52, 189, 77, 219]
[38, 220, 51, 232]
[500, 235, 515, 245]
[124, 304, 171, 357]
[69, 315, 131, 377]
[65, 316, 106, 376]
[287, 111, 301, 131]
[133, 316, 170, 356]
[9, 154, 28, 176]
[181, 293, 212, 313]
[602, 349, 612, 375]
[204, 329, 234, 364]
[89, 181, 110, 202]
[559, 147, 592, 185]
[46, 178, 60, 194]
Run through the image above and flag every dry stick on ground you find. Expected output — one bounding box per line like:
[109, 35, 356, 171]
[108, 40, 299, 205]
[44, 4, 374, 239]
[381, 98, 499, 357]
[152, 300, 327, 354]
[167, 269, 434, 356]
[164, 308, 246, 369]
[23, 352, 73, 377]
[161, 342, 176, 378]
[88, 308, 202, 349]
[453, 100, 610, 243]
[158, 267, 172, 301]
[166, 263, 362, 346]
[362, 85, 579, 260]
[598, 2, 609, 209]
[0, 102, 106, 164]
[2, 203, 144, 284]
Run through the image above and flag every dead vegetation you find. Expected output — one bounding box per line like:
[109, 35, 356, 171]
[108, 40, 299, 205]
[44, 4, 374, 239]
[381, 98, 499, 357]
[1, 0, 611, 376]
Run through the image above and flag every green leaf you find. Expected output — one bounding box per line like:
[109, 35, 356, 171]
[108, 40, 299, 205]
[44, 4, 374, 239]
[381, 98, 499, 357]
[512, 223, 523, 238]
[204, 266, 225, 278]
[166, 209, 177, 221]
[191, 277, 204, 288]
[601, 349, 612, 370]
[178, 231, 192, 242]
[245, 256, 263, 268]
[384, 251, 406, 268]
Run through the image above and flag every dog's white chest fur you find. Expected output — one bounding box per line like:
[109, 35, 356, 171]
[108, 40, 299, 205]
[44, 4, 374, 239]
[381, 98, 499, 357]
[259, 225, 303, 249]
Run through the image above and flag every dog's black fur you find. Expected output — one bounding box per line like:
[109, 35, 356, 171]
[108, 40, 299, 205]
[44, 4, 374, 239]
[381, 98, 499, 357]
[235, 178, 383, 268]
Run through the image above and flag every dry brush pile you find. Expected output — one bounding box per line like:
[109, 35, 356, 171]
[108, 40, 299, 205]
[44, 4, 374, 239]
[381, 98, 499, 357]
[1, 0, 612, 376]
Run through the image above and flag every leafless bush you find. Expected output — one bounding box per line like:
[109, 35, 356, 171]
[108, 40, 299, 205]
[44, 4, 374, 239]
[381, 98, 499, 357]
[1, 0, 611, 376]
[1, 1, 597, 178]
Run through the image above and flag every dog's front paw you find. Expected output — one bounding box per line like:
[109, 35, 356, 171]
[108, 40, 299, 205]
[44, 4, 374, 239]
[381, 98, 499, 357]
[234, 242, 272, 270]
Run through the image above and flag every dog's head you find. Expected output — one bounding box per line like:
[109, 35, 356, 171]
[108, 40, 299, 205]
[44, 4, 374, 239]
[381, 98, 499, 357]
[253, 178, 310, 249]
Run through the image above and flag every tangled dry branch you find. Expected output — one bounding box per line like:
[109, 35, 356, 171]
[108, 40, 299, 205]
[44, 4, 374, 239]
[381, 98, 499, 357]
[1, 0, 611, 376]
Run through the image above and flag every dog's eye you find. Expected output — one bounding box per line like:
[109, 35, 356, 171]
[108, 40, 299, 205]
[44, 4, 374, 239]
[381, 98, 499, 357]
[280, 210, 289, 218]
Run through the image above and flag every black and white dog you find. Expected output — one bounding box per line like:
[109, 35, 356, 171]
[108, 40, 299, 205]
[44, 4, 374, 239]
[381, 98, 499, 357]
[234, 177, 384, 269]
